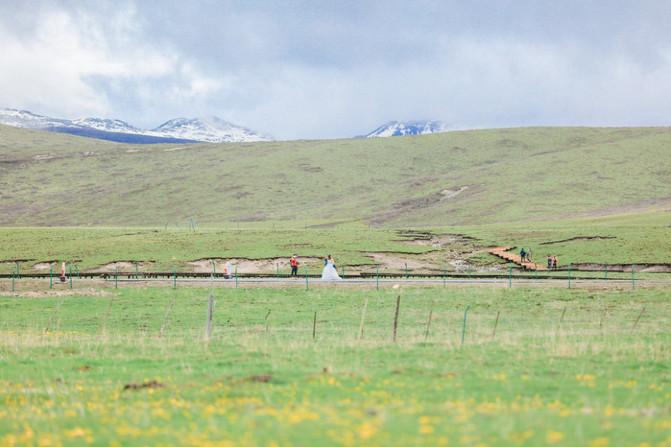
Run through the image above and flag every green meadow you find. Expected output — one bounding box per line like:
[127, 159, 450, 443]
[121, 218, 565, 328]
[1, 286, 670, 446]
[1, 208, 669, 275]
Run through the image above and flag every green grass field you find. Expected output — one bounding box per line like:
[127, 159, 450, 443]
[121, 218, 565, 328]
[1, 286, 670, 446]
[1, 208, 669, 275]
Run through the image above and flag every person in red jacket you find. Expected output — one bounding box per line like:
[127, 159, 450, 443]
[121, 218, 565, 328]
[290, 255, 299, 276]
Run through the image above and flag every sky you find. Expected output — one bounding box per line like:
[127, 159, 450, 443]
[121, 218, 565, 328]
[0, 0, 670, 139]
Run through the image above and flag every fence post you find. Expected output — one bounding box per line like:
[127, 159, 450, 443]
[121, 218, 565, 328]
[392, 294, 401, 342]
[205, 293, 215, 340]
[461, 305, 471, 347]
[508, 264, 512, 288]
[568, 264, 572, 289]
[172, 267, 176, 289]
[11, 274, 15, 292]
[312, 311, 317, 340]
[405, 262, 409, 279]
[604, 265, 608, 280]
[68, 263, 72, 289]
[424, 308, 433, 341]
[358, 297, 369, 340]
[631, 264, 636, 289]
[115, 267, 119, 289]
[49, 264, 53, 289]
[376, 265, 379, 290]
[235, 266, 239, 288]
[492, 310, 500, 338]
[305, 267, 309, 290]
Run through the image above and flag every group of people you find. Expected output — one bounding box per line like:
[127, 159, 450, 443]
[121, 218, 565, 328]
[519, 248, 533, 263]
[546, 255, 559, 270]
[519, 248, 559, 269]
[289, 254, 342, 280]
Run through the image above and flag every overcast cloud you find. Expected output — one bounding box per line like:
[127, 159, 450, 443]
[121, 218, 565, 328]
[0, 0, 670, 139]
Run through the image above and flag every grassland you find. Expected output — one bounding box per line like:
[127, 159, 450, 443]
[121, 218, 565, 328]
[1, 124, 670, 227]
[1, 286, 669, 446]
[1, 207, 669, 275]
[0, 225, 431, 273]
[453, 209, 671, 266]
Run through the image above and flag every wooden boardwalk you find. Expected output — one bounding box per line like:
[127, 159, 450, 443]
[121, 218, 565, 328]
[488, 246, 547, 271]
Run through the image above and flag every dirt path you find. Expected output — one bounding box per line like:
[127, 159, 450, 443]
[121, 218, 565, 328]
[488, 246, 547, 271]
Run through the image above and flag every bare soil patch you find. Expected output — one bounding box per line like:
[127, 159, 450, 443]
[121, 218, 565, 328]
[188, 257, 323, 274]
[570, 263, 671, 273]
[123, 380, 164, 391]
[33, 261, 57, 270]
[87, 261, 155, 273]
[12, 288, 112, 298]
[247, 375, 273, 383]
[441, 186, 468, 199]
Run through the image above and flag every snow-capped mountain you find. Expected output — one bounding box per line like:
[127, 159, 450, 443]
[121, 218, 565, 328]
[364, 120, 449, 138]
[0, 108, 76, 129]
[72, 117, 144, 134]
[151, 117, 271, 143]
[0, 108, 272, 144]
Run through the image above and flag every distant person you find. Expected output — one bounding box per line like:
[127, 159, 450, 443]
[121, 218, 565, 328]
[225, 261, 233, 279]
[547, 255, 552, 270]
[60, 261, 66, 283]
[552, 256, 558, 270]
[526, 249, 532, 262]
[321, 255, 341, 281]
[290, 255, 299, 277]
[520, 248, 527, 263]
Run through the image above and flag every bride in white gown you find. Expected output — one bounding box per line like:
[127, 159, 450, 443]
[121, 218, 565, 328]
[321, 255, 342, 280]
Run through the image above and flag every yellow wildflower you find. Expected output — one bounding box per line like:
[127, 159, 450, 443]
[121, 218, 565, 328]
[546, 431, 564, 444]
[358, 422, 377, 439]
[590, 438, 609, 447]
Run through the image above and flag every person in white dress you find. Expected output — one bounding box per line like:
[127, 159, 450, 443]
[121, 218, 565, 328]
[321, 255, 341, 280]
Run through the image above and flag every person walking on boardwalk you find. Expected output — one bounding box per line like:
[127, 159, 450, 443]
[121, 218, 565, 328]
[520, 248, 527, 263]
[290, 255, 299, 277]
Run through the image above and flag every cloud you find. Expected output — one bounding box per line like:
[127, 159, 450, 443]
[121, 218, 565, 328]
[0, 3, 221, 125]
[1, 0, 670, 138]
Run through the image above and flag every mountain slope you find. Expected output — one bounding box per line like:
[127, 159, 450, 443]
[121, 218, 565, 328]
[365, 120, 448, 137]
[1, 124, 670, 226]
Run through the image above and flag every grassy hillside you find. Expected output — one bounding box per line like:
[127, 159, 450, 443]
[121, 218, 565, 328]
[1, 124, 670, 226]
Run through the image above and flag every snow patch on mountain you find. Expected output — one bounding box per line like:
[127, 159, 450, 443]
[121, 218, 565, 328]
[72, 117, 143, 134]
[364, 120, 449, 138]
[0, 108, 75, 129]
[151, 116, 272, 143]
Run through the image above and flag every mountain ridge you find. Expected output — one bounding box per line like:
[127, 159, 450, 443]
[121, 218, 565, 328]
[0, 108, 271, 143]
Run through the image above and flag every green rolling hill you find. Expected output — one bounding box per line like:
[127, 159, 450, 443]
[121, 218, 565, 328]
[1, 124, 670, 227]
